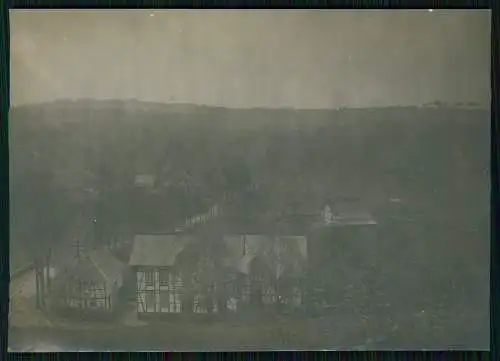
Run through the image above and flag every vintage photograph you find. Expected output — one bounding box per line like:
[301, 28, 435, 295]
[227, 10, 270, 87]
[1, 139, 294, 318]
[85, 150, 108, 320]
[9, 10, 490, 351]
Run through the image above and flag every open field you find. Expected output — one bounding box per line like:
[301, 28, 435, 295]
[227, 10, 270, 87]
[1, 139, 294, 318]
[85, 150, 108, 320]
[9, 305, 488, 351]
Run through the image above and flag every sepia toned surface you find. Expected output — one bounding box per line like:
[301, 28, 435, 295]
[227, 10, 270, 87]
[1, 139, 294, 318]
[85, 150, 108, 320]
[9, 10, 490, 351]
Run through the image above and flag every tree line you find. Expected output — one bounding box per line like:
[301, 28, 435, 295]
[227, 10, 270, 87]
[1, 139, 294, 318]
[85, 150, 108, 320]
[9, 101, 489, 257]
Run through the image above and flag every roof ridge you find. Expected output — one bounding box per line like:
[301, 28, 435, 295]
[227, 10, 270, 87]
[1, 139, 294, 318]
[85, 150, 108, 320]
[87, 253, 111, 281]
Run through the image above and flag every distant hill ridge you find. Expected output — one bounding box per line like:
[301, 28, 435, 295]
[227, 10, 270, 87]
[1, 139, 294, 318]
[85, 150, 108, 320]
[11, 98, 488, 113]
[10, 98, 489, 131]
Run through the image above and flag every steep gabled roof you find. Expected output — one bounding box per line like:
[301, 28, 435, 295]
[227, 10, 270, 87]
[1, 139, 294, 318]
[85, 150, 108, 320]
[222, 234, 308, 279]
[329, 211, 377, 226]
[128, 234, 195, 267]
[51, 248, 126, 290]
[88, 249, 125, 283]
[321, 197, 377, 227]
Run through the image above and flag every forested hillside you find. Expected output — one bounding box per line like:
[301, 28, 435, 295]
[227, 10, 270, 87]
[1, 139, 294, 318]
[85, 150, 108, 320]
[9, 100, 490, 261]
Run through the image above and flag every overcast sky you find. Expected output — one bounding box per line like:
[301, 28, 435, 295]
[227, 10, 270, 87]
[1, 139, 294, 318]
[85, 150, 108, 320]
[10, 10, 491, 109]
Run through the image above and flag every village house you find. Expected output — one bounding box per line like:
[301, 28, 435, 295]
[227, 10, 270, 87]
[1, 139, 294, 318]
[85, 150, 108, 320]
[134, 174, 156, 189]
[222, 234, 308, 314]
[49, 248, 126, 317]
[320, 198, 377, 226]
[129, 234, 218, 317]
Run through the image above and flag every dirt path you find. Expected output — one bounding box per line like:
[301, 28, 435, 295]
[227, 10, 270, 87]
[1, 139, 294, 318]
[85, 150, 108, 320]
[9, 269, 53, 328]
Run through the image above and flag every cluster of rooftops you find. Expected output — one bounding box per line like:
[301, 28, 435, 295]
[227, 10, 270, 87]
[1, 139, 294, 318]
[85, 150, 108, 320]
[50, 175, 378, 291]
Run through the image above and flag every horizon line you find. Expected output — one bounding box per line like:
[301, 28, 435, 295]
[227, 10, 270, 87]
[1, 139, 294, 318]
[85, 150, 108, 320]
[10, 97, 490, 112]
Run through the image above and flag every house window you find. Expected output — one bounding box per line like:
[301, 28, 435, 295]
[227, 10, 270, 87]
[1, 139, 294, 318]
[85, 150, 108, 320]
[159, 269, 170, 286]
[98, 298, 106, 308]
[193, 283, 217, 314]
[160, 289, 182, 313]
[292, 286, 302, 307]
[145, 270, 155, 287]
[145, 290, 156, 312]
[323, 205, 333, 224]
[241, 276, 251, 302]
[160, 290, 170, 311]
[68, 298, 83, 308]
[262, 285, 277, 305]
[193, 293, 208, 314]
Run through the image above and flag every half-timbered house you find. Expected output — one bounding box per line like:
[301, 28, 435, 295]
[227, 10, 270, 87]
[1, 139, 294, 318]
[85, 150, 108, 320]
[129, 234, 192, 316]
[49, 249, 125, 317]
[129, 234, 223, 317]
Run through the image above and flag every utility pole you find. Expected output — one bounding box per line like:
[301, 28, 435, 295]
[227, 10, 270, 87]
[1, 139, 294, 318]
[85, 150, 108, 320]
[73, 238, 84, 260]
[40, 260, 46, 309]
[35, 257, 41, 309]
[35, 256, 46, 310]
[76, 239, 80, 259]
[45, 247, 51, 293]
